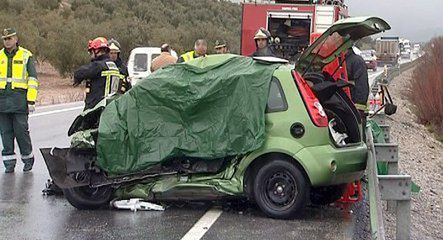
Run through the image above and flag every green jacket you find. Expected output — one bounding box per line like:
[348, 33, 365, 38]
[0, 46, 37, 113]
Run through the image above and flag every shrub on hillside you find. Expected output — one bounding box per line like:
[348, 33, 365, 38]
[0, 0, 242, 76]
[408, 37, 443, 139]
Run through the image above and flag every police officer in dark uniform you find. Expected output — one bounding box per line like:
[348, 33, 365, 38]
[74, 37, 129, 110]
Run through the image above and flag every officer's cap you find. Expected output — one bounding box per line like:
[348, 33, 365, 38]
[2, 28, 17, 39]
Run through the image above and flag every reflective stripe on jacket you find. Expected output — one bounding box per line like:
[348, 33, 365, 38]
[0, 47, 38, 102]
[101, 61, 125, 97]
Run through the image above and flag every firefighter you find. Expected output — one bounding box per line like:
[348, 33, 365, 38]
[346, 46, 369, 142]
[151, 43, 177, 72]
[177, 39, 207, 63]
[251, 27, 275, 57]
[0, 28, 38, 173]
[345, 46, 370, 117]
[108, 38, 128, 77]
[73, 37, 127, 110]
[214, 40, 229, 54]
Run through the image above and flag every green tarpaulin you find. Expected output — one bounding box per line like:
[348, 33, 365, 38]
[96, 54, 281, 175]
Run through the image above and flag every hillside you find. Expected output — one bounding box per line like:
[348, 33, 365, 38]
[0, 0, 242, 76]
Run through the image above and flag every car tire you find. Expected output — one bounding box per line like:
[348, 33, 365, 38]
[63, 185, 113, 210]
[310, 184, 346, 205]
[253, 159, 309, 219]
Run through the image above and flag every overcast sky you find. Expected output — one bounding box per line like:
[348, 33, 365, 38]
[347, 0, 443, 42]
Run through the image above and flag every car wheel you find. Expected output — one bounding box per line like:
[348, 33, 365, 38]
[253, 159, 309, 219]
[310, 184, 346, 205]
[63, 185, 113, 210]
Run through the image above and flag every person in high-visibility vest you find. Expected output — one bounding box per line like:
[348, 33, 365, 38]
[0, 28, 38, 173]
[177, 39, 207, 63]
[73, 37, 129, 110]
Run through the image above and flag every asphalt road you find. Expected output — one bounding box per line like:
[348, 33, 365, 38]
[0, 97, 368, 239]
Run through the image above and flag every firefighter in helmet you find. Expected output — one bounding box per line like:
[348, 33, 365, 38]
[251, 27, 275, 57]
[108, 38, 128, 77]
[0, 28, 38, 172]
[73, 37, 127, 110]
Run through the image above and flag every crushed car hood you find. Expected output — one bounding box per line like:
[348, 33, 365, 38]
[296, 16, 391, 72]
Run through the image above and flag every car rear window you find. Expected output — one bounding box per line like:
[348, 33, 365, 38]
[134, 54, 148, 72]
[266, 77, 288, 113]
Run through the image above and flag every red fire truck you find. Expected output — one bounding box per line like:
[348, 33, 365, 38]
[241, 0, 348, 62]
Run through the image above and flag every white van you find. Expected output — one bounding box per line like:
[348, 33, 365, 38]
[127, 47, 178, 85]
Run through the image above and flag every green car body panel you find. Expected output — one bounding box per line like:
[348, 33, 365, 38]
[106, 17, 391, 199]
[115, 65, 368, 199]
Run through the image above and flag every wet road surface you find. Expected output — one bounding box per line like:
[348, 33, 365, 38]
[0, 102, 364, 240]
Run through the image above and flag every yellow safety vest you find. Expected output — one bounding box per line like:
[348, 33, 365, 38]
[181, 51, 195, 62]
[0, 47, 39, 102]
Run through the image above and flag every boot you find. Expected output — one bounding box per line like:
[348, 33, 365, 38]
[23, 157, 34, 172]
[4, 159, 16, 173]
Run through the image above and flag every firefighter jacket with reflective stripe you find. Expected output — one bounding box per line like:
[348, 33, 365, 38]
[0, 47, 38, 103]
[345, 50, 369, 112]
[74, 54, 126, 110]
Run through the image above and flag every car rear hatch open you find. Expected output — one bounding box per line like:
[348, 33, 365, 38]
[296, 16, 391, 73]
[294, 17, 391, 146]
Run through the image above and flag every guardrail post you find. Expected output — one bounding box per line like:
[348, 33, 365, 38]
[372, 113, 386, 125]
[378, 125, 391, 143]
[375, 143, 399, 212]
[378, 175, 412, 240]
[374, 143, 399, 174]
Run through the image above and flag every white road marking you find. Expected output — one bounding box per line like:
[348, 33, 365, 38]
[29, 106, 83, 118]
[181, 208, 223, 240]
[36, 101, 83, 110]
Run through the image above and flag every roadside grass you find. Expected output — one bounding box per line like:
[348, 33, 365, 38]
[408, 36, 443, 141]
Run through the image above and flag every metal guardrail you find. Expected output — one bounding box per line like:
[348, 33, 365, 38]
[366, 59, 416, 239]
[373, 59, 419, 86]
[366, 127, 386, 240]
[367, 113, 412, 240]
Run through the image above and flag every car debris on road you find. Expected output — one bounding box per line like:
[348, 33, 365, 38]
[111, 198, 165, 212]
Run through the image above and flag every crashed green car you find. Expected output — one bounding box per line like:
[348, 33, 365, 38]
[41, 17, 390, 219]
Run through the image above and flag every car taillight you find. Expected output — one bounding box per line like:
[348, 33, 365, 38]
[292, 70, 328, 127]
